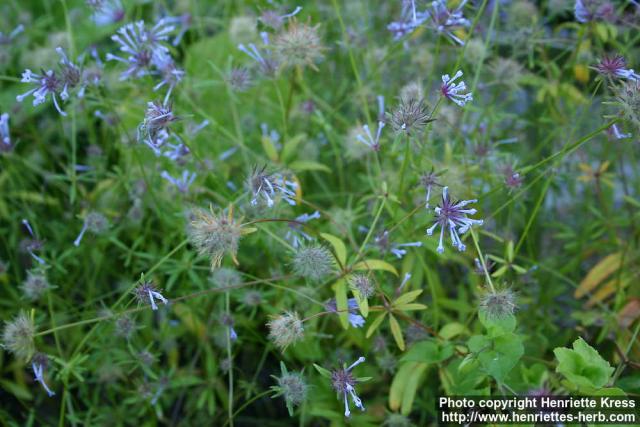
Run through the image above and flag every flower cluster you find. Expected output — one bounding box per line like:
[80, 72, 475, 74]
[426, 187, 483, 254]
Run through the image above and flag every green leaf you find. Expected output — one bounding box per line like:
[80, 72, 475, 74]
[401, 340, 454, 364]
[313, 364, 332, 379]
[352, 288, 369, 318]
[352, 259, 398, 276]
[366, 312, 387, 338]
[389, 314, 405, 351]
[439, 322, 468, 340]
[289, 160, 331, 173]
[478, 312, 516, 337]
[320, 233, 347, 266]
[468, 333, 524, 382]
[261, 136, 279, 161]
[281, 134, 306, 163]
[394, 303, 427, 311]
[401, 363, 428, 415]
[553, 337, 614, 389]
[394, 289, 423, 306]
[390, 362, 426, 411]
[334, 279, 349, 330]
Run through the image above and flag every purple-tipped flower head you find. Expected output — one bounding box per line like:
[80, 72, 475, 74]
[594, 55, 639, 81]
[441, 70, 473, 107]
[426, 187, 483, 253]
[330, 357, 366, 417]
[133, 280, 169, 310]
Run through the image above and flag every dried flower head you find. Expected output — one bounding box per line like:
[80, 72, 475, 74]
[488, 58, 525, 89]
[210, 267, 243, 289]
[267, 311, 304, 351]
[2, 311, 35, 361]
[227, 67, 252, 92]
[114, 314, 137, 339]
[419, 169, 444, 208]
[270, 362, 307, 416]
[291, 244, 335, 282]
[21, 270, 51, 301]
[348, 274, 375, 299]
[273, 19, 325, 71]
[388, 98, 432, 136]
[187, 206, 245, 269]
[614, 80, 640, 131]
[479, 288, 517, 319]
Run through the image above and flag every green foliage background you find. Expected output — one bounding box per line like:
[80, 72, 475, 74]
[0, 0, 639, 425]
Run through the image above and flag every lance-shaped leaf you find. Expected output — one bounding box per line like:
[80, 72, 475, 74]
[389, 314, 405, 350]
[320, 233, 347, 267]
[352, 259, 398, 276]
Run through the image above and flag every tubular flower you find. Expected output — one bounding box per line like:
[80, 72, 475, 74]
[426, 187, 483, 254]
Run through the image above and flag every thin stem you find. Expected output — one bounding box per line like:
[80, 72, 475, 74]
[226, 291, 234, 427]
[470, 229, 495, 292]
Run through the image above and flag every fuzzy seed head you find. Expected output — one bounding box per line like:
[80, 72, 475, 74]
[267, 311, 304, 351]
[2, 311, 36, 361]
[188, 208, 243, 269]
[277, 371, 308, 407]
[273, 20, 324, 70]
[227, 67, 252, 92]
[291, 244, 334, 282]
[479, 289, 518, 319]
[348, 274, 374, 298]
[388, 98, 431, 136]
[210, 267, 243, 289]
[114, 314, 137, 339]
[85, 211, 110, 233]
[242, 290, 262, 306]
[21, 270, 51, 301]
[615, 81, 640, 132]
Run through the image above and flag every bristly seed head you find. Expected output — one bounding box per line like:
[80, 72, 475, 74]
[273, 19, 325, 71]
[479, 288, 518, 319]
[388, 98, 432, 136]
[291, 244, 335, 282]
[2, 311, 36, 361]
[348, 274, 375, 298]
[187, 206, 244, 269]
[267, 311, 304, 351]
[21, 270, 51, 301]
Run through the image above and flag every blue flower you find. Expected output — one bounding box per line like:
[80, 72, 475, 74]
[426, 186, 483, 253]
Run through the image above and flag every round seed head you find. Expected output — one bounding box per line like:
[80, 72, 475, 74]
[85, 211, 110, 233]
[114, 314, 137, 340]
[210, 267, 243, 289]
[277, 371, 308, 407]
[21, 270, 51, 301]
[242, 290, 262, 306]
[2, 311, 36, 361]
[291, 244, 334, 282]
[348, 274, 375, 298]
[388, 98, 431, 136]
[479, 289, 518, 319]
[187, 207, 243, 269]
[273, 20, 325, 70]
[267, 311, 304, 351]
